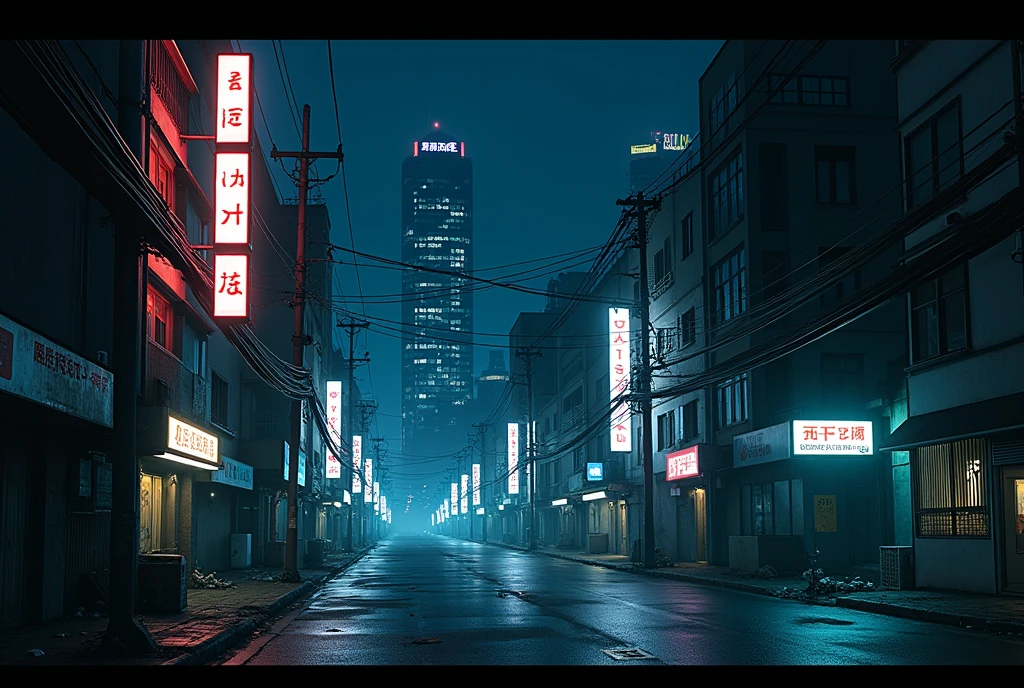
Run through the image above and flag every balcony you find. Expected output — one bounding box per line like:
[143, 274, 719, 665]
[146, 340, 206, 425]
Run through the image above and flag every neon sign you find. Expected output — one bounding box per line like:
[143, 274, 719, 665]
[652, 132, 691, 151]
[631, 143, 657, 155]
[609, 308, 632, 452]
[414, 141, 465, 156]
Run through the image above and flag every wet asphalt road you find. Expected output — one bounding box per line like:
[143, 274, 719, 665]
[219, 533, 1024, 665]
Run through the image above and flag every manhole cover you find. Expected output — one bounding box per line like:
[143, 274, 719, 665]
[602, 647, 656, 661]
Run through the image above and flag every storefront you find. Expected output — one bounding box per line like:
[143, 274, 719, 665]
[724, 420, 885, 577]
[578, 487, 629, 556]
[244, 438, 309, 567]
[664, 444, 709, 563]
[137, 406, 221, 571]
[0, 312, 115, 627]
[195, 454, 255, 571]
[880, 392, 1024, 594]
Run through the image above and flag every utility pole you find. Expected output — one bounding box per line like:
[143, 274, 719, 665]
[338, 318, 370, 553]
[472, 423, 487, 543]
[103, 39, 155, 655]
[271, 105, 344, 582]
[372, 437, 386, 543]
[517, 348, 541, 551]
[467, 432, 475, 542]
[1012, 40, 1024, 304]
[616, 190, 661, 570]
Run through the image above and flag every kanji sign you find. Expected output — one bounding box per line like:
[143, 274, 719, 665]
[814, 495, 837, 532]
[213, 254, 249, 318]
[451, 482, 459, 515]
[666, 446, 699, 481]
[168, 414, 219, 467]
[326, 454, 341, 480]
[472, 463, 481, 506]
[214, 152, 250, 244]
[460, 474, 469, 514]
[325, 380, 342, 480]
[793, 421, 873, 456]
[352, 435, 362, 493]
[216, 54, 252, 145]
[609, 307, 632, 452]
[508, 422, 520, 495]
[363, 458, 373, 503]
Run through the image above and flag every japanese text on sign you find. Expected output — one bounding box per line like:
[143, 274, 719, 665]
[213, 254, 249, 318]
[352, 435, 362, 493]
[326, 380, 342, 447]
[451, 482, 459, 515]
[363, 458, 373, 503]
[326, 454, 341, 479]
[472, 463, 481, 506]
[793, 420, 873, 456]
[609, 308, 632, 452]
[214, 153, 250, 244]
[813, 495, 837, 532]
[460, 474, 469, 514]
[507, 422, 519, 494]
[168, 415, 219, 465]
[666, 446, 699, 481]
[420, 141, 458, 153]
[216, 54, 252, 145]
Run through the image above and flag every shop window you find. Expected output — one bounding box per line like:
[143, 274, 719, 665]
[914, 438, 989, 538]
[211, 372, 229, 428]
[742, 478, 803, 536]
[147, 289, 174, 351]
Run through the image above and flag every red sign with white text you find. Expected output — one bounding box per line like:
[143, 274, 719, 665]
[215, 54, 252, 145]
[214, 152, 250, 245]
[213, 254, 249, 318]
[666, 446, 699, 481]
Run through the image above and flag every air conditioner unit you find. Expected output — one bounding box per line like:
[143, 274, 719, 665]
[879, 546, 915, 590]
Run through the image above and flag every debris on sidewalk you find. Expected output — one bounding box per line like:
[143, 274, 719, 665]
[25, 649, 45, 657]
[773, 574, 875, 602]
[189, 569, 236, 590]
[731, 565, 778, 580]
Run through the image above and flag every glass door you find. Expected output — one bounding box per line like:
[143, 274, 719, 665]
[1005, 471, 1024, 590]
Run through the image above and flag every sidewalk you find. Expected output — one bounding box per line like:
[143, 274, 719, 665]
[484, 538, 1024, 636]
[0, 547, 372, 666]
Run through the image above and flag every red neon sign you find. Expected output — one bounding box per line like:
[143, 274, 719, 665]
[666, 446, 699, 481]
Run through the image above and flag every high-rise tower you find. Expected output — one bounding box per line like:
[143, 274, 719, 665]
[400, 124, 474, 461]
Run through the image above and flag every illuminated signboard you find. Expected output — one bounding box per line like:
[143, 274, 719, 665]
[282, 441, 305, 487]
[431, 513, 435, 527]
[380, 494, 387, 516]
[352, 435, 362, 493]
[363, 458, 373, 502]
[415, 140, 464, 156]
[214, 152, 250, 245]
[443, 499, 449, 519]
[213, 254, 249, 318]
[609, 308, 632, 452]
[793, 421, 874, 456]
[631, 143, 658, 155]
[586, 462, 603, 481]
[460, 474, 469, 514]
[451, 482, 459, 515]
[507, 422, 520, 495]
[213, 54, 253, 321]
[166, 414, 219, 469]
[666, 446, 699, 481]
[472, 463, 481, 506]
[659, 133, 691, 151]
[387, 508, 391, 524]
[325, 380, 342, 479]
[373, 481, 380, 511]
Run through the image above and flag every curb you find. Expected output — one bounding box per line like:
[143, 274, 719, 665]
[833, 596, 1024, 635]
[162, 550, 370, 666]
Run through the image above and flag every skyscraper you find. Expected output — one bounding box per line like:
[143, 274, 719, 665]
[400, 124, 474, 462]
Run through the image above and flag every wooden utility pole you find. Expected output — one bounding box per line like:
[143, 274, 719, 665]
[516, 348, 541, 551]
[616, 190, 661, 569]
[372, 437, 386, 542]
[271, 105, 343, 582]
[472, 423, 487, 542]
[337, 318, 370, 553]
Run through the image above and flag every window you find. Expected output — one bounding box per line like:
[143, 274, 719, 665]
[657, 410, 676, 451]
[905, 101, 962, 210]
[681, 400, 698, 442]
[151, 150, 176, 213]
[742, 479, 804, 536]
[710, 72, 738, 136]
[911, 264, 967, 363]
[210, 372, 228, 427]
[710, 150, 744, 239]
[716, 373, 748, 428]
[759, 143, 787, 231]
[818, 246, 860, 306]
[761, 251, 787, 302]
[914, 439, 989, 537]
[815, 146, 856, 204]
[147, 289, 173, 351]
[768, 74, 849, 106]
[680, 213, 694, 260]
[820, 353, 864, 413]
[678, 308, 696, 348]
[149, 40, 191, 135]
[653, 236, 671, 286]
[713, 246, 747, 323]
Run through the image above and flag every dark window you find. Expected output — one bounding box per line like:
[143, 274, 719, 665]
[149, 41, 191, 135]
[151, 146, 176, 213]
[815, 146, 856, 204]
[681, 400, 698, 441]
[678, 308, 696, 348]
[657, 410, 676, 451]
[818, 246, 861, 306]
[211, 372, 229, 427]
[710, 150, 744, 239]
[911, 264, 968, 363]
[716, 373, 748, 428]
[713, 246, 747, 323]
[914, 439, 989, 538]
[680, 213, 694, 260]
[769, 74, 849, 107]
[759, 143, 787, 231]
[742, 479, 804, 536]
[905, 101, 962, 210]
[820, 353, 864, 413]
[146, 289, 173, 351]
[710, 72, 739, 137]
[653, 236, 671, 286]
[761, 251, 787, 303]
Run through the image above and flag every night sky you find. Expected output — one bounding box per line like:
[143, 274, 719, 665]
[244, 39, 723, 450]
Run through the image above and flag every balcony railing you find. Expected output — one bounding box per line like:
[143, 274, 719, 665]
[146, 340, 206, 424]
[249, 410, 286, 440]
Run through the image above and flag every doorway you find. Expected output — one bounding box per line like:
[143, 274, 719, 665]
[1004, 468, 1024, 592]
[140, 474, 164, 554]
[618, 502, 628, 556]
[695, 487, 708, 564]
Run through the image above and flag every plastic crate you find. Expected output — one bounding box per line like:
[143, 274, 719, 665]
[879, 546, 915, 590]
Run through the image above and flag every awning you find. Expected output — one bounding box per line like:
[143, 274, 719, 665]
[879, 392, 1024, 451]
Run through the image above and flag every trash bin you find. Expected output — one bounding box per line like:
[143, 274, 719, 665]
[138, 554, 187, 612]
[306, 538, 325, 569]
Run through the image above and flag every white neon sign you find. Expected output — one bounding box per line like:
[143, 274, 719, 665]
[325, 380, 342, 479]
[451, 482, 459, 516]
[363, 458, 373, 503]
[472, 463, 481, 506]
[460, 474, 469, 514]
[215, 54, 252, 145]
[213, 254, 249, 318]
[214, 153, 250, 245]
[609, 308, 632, 452]
[793, 421, 874, 456]
[507, 422, 519, 494]
[352, 435, 362, 493]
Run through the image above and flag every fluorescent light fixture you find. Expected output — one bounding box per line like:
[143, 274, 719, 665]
[476, 507, 484, 515]
[333, 501, 342, 508]
[498, 504, 504, 510]
[582, 491, 607, 502]
[152, 453, 219, 471]
[551, 498, 568, 506]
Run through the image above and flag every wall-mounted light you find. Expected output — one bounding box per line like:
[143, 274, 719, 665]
[551, 498, 568, 506]
[582, 491, 607, 502]
[333, 501, 342, 508]
[498, 504, 504, 510]
[210, 492, 215, 498]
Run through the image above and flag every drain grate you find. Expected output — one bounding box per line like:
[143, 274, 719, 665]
[602, 647, 657, 661]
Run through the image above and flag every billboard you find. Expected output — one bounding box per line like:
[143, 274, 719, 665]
[609, 308, 632, 452]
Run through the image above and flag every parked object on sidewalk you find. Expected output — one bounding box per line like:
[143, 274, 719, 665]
[879, 546, 915, 590]
[189, 568, 236, 590]
[139, 554, 187, 612]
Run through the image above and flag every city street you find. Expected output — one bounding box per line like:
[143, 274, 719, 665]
[218, 534, 1024, 666]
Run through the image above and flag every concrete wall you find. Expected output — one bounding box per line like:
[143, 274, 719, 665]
[914, 535, 997, 594]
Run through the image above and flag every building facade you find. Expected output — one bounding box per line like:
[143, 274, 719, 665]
[400, 125, 475, 471]
[880, 39, 1024, 595]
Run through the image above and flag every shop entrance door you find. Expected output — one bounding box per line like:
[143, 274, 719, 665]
[618, 502, 628, 556]
[695, 487, 707, 564]
[1003, 468, 1024, 592]
[139, 474, 164, 554]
